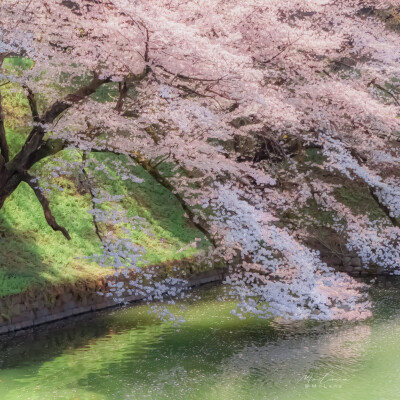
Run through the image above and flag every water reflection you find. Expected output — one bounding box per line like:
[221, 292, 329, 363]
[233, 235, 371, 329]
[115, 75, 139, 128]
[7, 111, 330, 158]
[0, 280, 400, 400]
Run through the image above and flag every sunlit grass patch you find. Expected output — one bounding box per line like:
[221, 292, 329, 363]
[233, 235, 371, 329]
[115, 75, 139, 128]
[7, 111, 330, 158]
[0, 133, 209, 297]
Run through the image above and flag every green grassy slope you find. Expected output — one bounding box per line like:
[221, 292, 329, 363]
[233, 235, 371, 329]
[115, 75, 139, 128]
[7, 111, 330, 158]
[0, 57, 208, 297]
[0, 132, 208, 297]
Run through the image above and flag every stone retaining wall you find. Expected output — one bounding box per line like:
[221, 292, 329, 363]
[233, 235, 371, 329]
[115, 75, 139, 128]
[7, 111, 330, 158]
[329, 256, 388, 277]
[1, 251, 390, 335]
[0, 261, 226, 335]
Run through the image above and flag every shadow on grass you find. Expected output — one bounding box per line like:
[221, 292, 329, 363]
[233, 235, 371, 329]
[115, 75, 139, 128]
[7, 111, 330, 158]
[0, 180, 104, 298]
[0, 214, 62, 297]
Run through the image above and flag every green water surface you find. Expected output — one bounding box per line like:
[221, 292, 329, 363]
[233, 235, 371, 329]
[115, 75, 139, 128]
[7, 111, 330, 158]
[1, 280, 400, 400]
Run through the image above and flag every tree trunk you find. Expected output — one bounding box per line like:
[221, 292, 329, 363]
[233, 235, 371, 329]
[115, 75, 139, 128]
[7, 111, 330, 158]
[0, 168, 23, 208]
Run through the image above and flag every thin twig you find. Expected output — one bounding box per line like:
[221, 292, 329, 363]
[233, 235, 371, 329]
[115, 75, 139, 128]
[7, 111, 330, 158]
[81, 152, 105, 244]
[23, 174, 71, 240]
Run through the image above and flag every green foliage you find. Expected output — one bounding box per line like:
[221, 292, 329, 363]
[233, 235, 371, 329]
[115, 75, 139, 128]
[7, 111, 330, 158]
[2, 57, 34, 74]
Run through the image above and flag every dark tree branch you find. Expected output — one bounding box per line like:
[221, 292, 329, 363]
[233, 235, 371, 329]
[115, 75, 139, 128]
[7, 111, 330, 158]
[29, 138, 65, 166]
[8, 72, 111, 175]
[115, 64, 150, 113]
[256, 36, 301, 66]
[368, 79, 400, 106]
[0, 92, 9, 164]
[85, 140, 216, 247]
[369, 188, 399, 227]
[155, 64, 222, 83]
[81, 152, 104, 245]
[128, 18, 150, 64]
[8, 138, 68, 173]
[151, 153, 171, 168]
[43, 72, 111, 123]
[22, 174, 71, 240]
[143, 22, 150, 63]
[349, 146, 398, 227]
[23, 85, 39, 122]
[115, 80, 129, 113]
[128, 154, 217, 248]
[0, 56, 10, 165]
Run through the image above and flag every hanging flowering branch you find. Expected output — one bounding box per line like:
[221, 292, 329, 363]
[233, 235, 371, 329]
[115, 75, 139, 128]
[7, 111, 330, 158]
[1, 0, 400, 320]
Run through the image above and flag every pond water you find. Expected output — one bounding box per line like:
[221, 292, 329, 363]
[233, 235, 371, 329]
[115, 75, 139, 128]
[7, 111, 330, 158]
[1, 279, 400, 400]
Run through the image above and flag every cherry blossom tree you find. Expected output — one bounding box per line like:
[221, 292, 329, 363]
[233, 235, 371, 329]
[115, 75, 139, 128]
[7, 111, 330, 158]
[1, 0, 400, 320]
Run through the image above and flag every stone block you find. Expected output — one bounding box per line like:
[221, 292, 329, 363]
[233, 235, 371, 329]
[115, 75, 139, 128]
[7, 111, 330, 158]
[343, 256, 352, 266]
[0, 326, 9, 334]
[35, 308, 50, 319]
[351, 257, 362, 268]
[63, 301, 76, 311]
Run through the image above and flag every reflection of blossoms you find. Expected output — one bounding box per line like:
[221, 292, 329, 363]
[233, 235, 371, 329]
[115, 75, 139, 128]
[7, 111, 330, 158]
[223, 323, 371, 389]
